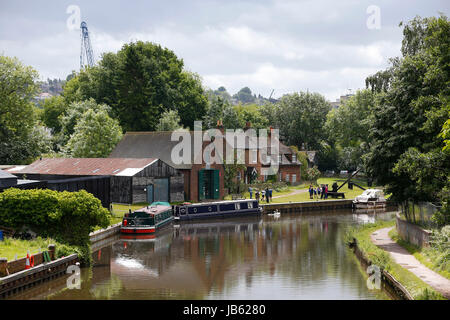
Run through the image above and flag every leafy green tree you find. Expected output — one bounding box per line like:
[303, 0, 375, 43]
[440, 119, 450, 153]
[305, 166, 321, 184]
[0, 55, 52, 164]
[234, 104, 269, 130]
[60, 98, 111, 145]
[273, 91, 331, 150]
[41, 96, 67, 134]
[365, 15, 449, 205]
[156, 109, 184, 131]
[233, 87, 255, 104]
[63, 41, 208, 131]
[66, 109, 123, 158]
[325, 89, 375, 171]
[203, 96, 242, 129]
[206, 86, 232, 103]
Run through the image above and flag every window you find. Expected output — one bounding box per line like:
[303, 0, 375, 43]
[292, 154, 297, 163]
[251, 150, 258, 163]
[285, 174, 290, 182]
[278, 154, 282, 164]
[237, 171, 241, 181]
[291, 174, 296, 183]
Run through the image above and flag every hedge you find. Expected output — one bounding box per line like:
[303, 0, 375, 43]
[0, 188, 110, 248]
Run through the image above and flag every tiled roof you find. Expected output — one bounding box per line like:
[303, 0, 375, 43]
[109, 131, 294, 169]
[8, 158, 158, 176]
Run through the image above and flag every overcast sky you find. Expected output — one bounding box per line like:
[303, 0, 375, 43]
[1, 0, 448, 101]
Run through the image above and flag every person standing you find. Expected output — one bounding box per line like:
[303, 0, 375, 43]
[321, 185, 326, 199]
[316, 186, 320, 200]
[255, 190, 260, 202]
[265, 187, 270, 203]
[261, 189, 265, 202]
[269, 187, 273, 202]
[325, 184, 329, 199]
[309, 185, 313, 199]
[248, 186, 253, 199]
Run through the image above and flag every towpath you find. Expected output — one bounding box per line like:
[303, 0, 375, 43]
[371, 227, 450, 299]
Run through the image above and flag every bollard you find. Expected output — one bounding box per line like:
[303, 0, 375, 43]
[0, 257, 9, 277]
[48, 244, 56, 261]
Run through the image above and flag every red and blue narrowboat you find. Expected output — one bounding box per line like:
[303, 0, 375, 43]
[121, 202, 173, 235]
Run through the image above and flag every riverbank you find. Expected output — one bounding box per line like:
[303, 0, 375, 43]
[346, 220, 446, 300]
[388, 228, 450, 280]
[373, 227, 450, 299]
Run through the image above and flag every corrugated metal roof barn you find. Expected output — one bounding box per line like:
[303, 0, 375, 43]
[8, 158, 184, 205]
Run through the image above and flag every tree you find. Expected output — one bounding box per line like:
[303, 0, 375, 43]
[63, 41, 208, 131]
[203, 96, 242, 129]
[233, 87, 255, 104]
[306, 166, 321, 184]
[365, 15, 449, 204]
[325, 89, 375, 171]
[0, 55, 51, 164]
[66, 109, 123, 158]
[60, 99, 111, 145]
[272, 92, 331, 150]
[206, 86, 232, 103]
[156, 109, 184, 131]
[234, 104, 269, 130]
[440, 119, 450, 153]
[41, 96, 67, 134]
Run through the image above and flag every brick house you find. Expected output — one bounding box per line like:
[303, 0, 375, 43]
[240, 123, 302, 185]
[109, 123, 302, 202]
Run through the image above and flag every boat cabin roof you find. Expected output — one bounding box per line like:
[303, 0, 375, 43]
[135, 204, 171, 215]
[179, 199, 257, 207]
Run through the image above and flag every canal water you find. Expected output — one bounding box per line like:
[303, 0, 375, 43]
[12, 210, 397, 300]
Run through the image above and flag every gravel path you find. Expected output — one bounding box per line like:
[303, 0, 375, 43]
[371, 227, 450, 299]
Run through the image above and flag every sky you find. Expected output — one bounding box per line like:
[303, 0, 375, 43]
[0, 0, 448, 101]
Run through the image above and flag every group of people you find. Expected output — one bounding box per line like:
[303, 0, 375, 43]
[248, 187, 273, 203]
[309, 184, 329, 200]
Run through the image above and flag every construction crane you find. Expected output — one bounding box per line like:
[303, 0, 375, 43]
[80, 21, 94, 70]
[268, 89, 275, 100]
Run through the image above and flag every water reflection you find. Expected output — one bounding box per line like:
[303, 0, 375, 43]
[14, 210, 396, 300]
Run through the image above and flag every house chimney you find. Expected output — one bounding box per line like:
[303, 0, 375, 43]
[216, 119, 224, 134]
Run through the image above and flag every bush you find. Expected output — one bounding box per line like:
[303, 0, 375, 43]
[0, 188, 110, 248]
[55, 242, 92, 266]
[305, 166, 321, 184]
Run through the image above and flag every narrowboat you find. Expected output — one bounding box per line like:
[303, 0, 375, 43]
[120, 202, 173, 235]
[173, 199, 262, 221]
[353, 189, 386, 209]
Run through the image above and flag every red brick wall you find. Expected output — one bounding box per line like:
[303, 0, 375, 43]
[279, 165, 301, 184]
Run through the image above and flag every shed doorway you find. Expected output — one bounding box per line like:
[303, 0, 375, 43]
[153, 178, 169, 202]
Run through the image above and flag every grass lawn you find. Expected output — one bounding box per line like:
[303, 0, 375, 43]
[270, 177, 383, 203]
[389, 228, 450, 280]
[0, 237, 57, 261]
[224, 182, 307, 200]
[346, 220, 445, 300]
[98, 203, 151, 228]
